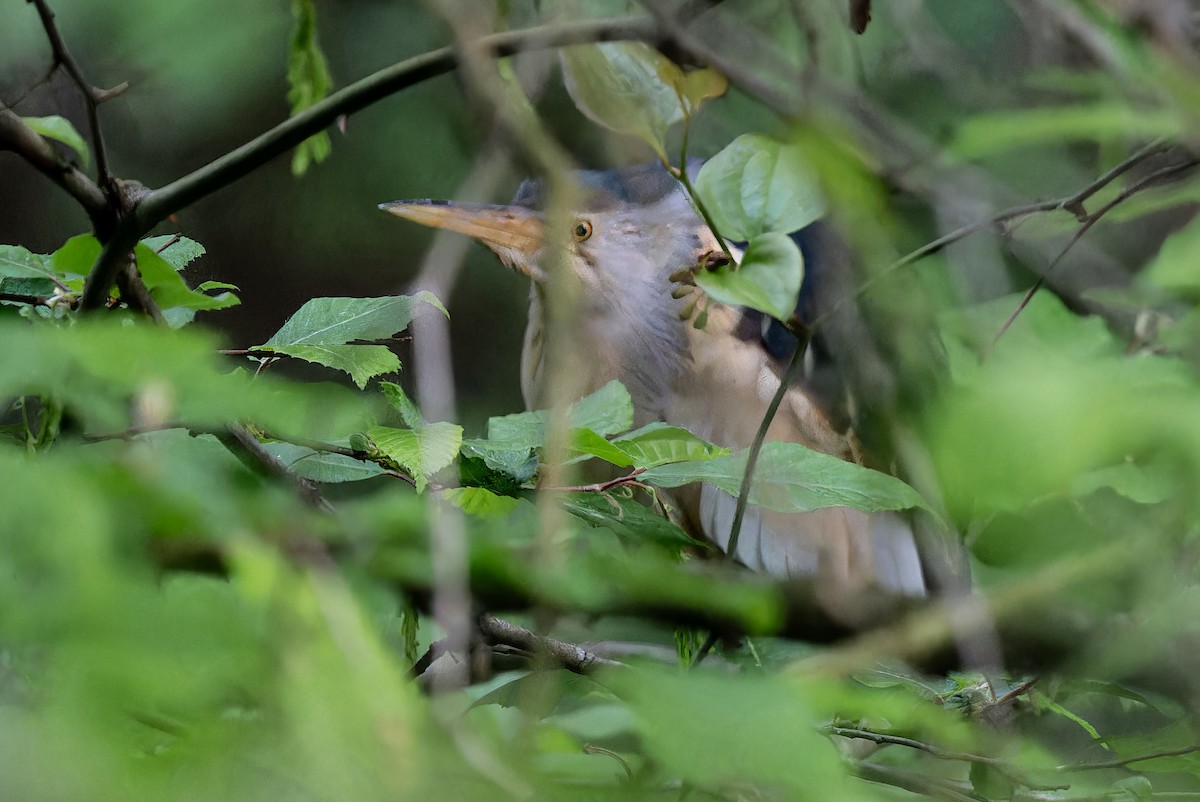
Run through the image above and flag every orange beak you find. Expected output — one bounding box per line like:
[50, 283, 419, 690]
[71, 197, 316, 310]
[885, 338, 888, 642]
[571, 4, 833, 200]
[380, 200, 544, 279]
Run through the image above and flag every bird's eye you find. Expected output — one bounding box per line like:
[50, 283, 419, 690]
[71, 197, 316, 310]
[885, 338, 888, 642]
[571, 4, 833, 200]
[572, 220, 593, 241]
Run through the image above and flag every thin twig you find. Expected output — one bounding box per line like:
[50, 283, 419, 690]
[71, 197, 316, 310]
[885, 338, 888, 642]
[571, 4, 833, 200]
[989, 156, 1199, 350]
[828, 725, 1065, 790]
[219, 422, 332, 512]
[28, 0, 114, 189]
[553, 467, 647, 493]
[1060, 743, 1200, 772]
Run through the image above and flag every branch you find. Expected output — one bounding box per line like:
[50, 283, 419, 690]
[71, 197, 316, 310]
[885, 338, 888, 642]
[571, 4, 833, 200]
[1061, 743, 1200, 772]
[989, 156, 1199, 349]
[131, 15, 658, 231]
[28, 0, 114, 189]
[77, 15, 658, 311]
[552, 467, 647, 493]
[218, 422, 332, 512]
[478, 614, 622, 674]
[0, 108, 108, 226]
[827, 725, 1064, 791]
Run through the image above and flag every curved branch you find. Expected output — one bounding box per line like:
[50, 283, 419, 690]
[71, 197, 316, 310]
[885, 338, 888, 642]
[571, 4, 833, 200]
[132, 15, 658, 231]
[0, 108, 108, 225]
[77, 14, 658, 311]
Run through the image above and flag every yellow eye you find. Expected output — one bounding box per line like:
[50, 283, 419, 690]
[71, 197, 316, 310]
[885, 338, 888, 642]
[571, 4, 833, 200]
[572, 220, 593, 241]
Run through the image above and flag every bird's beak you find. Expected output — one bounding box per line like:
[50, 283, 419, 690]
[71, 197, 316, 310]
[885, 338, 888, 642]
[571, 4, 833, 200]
[380, 200, 543, 279]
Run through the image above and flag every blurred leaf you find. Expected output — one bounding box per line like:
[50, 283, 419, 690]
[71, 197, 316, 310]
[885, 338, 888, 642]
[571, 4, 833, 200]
[560, 42, 688, 160]
[561, 491, 696, 547]
[287, 0, 333, 176]
[604, 667, 855, 796]
[261, 441, 385, 482]
[953, 104, 1181, 159]
[442, 486, 523, 517]
[644, 441, 927, 514]
[695, 133, 826, 241]
[696, 232, 803, 320]
[366, 422, 463, 492]
[21, 115, 89, 167]
[1142, 215, 1200, 300]
[659, 62, 728, 119]
[0, 319, 369, 437]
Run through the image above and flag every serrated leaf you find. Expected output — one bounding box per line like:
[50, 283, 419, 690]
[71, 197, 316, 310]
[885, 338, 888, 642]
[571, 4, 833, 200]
[134, 244, 240, 313]
[695, 134, 826, 241]
[696, 232, 803, 320]
[262, 293, 445, 348]
[380, 381, 423, 427]
[0, 276, 56, 297]
[561, 492, 695, 547]
[142, 235, 207, 271]
[261, 343, 399, 389]
[561, 42, 688, 160]
[22, 115, 89, 167]
[459, 440, 539, 485]
[367, 422, 463, 492]
[486, 380, 635, 448]
[287, 0, 334, 176]
[442, 486, 522, 517]
[643, 441, 926, 514]
[261, 441, 384, 482]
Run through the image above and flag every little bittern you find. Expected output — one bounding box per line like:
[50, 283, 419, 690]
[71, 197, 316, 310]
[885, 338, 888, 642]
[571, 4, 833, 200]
[383, 162, 926, 605]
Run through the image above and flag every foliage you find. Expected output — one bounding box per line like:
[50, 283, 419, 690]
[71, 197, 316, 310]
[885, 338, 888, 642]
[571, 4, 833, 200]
[3, 1, 1200, 801]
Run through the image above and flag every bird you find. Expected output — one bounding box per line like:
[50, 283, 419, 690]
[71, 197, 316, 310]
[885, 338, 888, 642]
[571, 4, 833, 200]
[382, 162, 928, 617]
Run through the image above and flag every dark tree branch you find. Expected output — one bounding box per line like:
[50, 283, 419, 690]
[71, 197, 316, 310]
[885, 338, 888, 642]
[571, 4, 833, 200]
[477, 614, 622, 674]
[28, 0, 114, 190]
[218, 422, 332, 512]
[0, 108, 108, 226]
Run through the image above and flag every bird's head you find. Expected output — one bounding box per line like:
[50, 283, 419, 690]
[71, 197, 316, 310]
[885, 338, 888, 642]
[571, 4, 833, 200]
[380, 163, 713, 307]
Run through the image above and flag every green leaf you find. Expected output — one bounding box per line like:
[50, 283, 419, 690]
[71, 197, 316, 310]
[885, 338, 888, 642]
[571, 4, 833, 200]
[442, 486, 523, 517]
[21, 115, 89, 167]
[366, 422, 463, 492]
[51, 234, 101, 276]
[134, 244, 241, 314]
[561, 492, 695, 547]
[695, 232, 803, 320]
[560, 42, 687, 160]
[0, 245, 57, 281]
[604, 667, 853, 795]
[196, 280, 240, 293]
[261, 344, 399, 389]
[695, 133, 826, 241]
[460, 439, 539, 485]
[573, 423, 729, 469]
[262, 293, 445, 348]
[1142, 215, 1200, 299]
[261, 441, 385, 482]
[486, 380, 634, 448]
[643, 441, 926, 514]
[141, 235, 207, 271]
[287, 0, 334, 176]
[380, 381, 423, 427]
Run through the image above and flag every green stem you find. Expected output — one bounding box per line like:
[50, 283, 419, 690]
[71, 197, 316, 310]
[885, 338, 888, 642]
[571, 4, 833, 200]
[675, 121, 737, 266]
